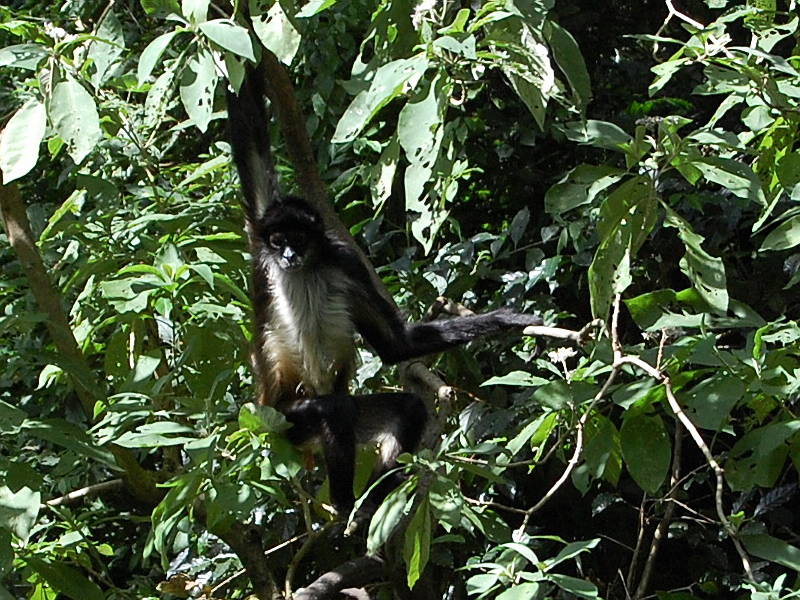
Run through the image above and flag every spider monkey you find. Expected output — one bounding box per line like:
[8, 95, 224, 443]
[226, 67, 542, 516]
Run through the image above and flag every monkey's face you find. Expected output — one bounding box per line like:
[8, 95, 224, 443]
[268, 230, 312, 271]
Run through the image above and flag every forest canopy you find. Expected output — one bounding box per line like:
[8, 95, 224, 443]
[1, 0, 799, 599]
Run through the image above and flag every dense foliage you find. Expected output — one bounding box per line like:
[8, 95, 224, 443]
[1, 0, 799, 599]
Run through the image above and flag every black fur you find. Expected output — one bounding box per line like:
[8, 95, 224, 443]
[227, 69, 541, 517]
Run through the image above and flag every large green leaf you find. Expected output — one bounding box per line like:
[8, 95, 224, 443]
[742, 533, 800, 572]
[726, 421, 800, 491]
[199, 20, 255, 61]
[761, 214, 800, 251]
[692, 156, 767, 206]
[488, 17, 554, 128]
[251, 0, 301, 65]
[333, 54, 428, 143]
[25, 558, 104, 600]
[88, 10, 125, 87]
[0, 97, 46, 183]
[664, 208, 729, 314]
[588, 175, 657, 320]
[558, 119, 632, 151]
[682, 375, 745, 432]
[403, 496, 431, 589]
[48, 77, 102, 164]
[367, 479, 413, 554]
[0, 43, 48, 70]
[620, 413, 671, 495]
[0, 487, 39, 543]
[544, 164, 625, 215]
[179, 49, 217, 132]
[137, 30, 180, 86]
[398, 72, 446, 212]
[545, 21, 591, 110]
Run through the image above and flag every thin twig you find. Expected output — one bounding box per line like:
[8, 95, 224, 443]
[45, 479, 124, 507]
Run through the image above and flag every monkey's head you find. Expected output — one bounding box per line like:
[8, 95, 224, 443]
[260, 197, 325, 272]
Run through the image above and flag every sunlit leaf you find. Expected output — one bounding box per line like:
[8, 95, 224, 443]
[49, 77, 102, 164]
[0, 97, 46, 183]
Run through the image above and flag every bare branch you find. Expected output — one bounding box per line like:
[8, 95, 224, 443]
[45, 479, 124, 508]
[523, 319, 603, 345]
[292, 556, 385, 600]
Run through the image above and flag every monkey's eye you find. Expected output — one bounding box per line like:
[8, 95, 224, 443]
[269, 233, 285, 249]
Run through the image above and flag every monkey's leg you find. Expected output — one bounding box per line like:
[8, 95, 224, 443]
[352, 393, 428, 518]
[284, 396, 358, 515]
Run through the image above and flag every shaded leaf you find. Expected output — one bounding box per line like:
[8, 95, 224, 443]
[620, 413, 671, 494]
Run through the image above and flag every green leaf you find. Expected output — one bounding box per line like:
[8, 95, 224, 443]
[544, 164, 626, 215]
[399, 72, 447, 218]
[742, 533, 800, 572]
[24, 419, 116, 468]
[251, 1, 301, 66]
[88, 10, 125, 87]
[466, 573, 500, 596]
[182, 0, 210, 23]
[137, 31, 179, 87]
[0, 487, 40, 543]
[761, 214, 800, 251]
[692, 156, 767, 206]
[558, 119, 632, 150]
[179, 49, 217, 132]
[620, 413, 671, 495]
[589, 176, 657, 319]
[115, 421, 196, 448]
[547, 574, 599, 599]
[25, 558, 104, 600]
[0, 43, 48, 70]
[547, 538, 601, 570]
[546, 21, 591, 110]
[238, 402, 289, 433]
[429, 474, 464, 528]
[726, 421, 800, 491]
[682, 376, 745, 432]
[333, 54, 428, 143]
[296, 0, 338, 17]
[403, 497, 431, 589]
[496, 583, 541, 599]
[487, 17, 554, 128]
[367, 479, 412, 554]
[0, 97, 46, 183]
[48, 77, 102, 164]
[664, 208, 729, 313]
[482, 370, 548, 387]
[141, 0, 181, 18]
[581, 417, 622, 486]
[198, 20, 256, 61]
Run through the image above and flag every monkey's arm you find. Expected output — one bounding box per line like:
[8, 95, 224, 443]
[226, 69, 282, 221]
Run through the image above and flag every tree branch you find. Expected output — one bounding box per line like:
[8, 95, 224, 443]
[292, 556, 385, 600]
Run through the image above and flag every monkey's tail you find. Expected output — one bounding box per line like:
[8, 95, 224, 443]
[226, 66, 282, 221]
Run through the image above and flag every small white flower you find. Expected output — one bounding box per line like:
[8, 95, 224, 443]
[44, 22, 76, 43]
[547, 347, 577, 364]
[412, 0, 438, 30]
